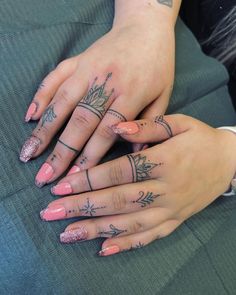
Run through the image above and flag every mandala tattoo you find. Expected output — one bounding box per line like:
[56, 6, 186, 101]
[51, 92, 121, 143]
[77, 73, 114, 120]
[127, 154, 162, 182]
[133, 191, 160, 208]
[157, 0, 173, 7]
[41, 104, 57, 127]
[79, 198, 105, 217]
[154, 115, 173, 138]
[98, 224, 127, 238]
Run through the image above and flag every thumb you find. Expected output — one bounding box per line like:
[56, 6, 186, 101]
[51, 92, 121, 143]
[112, 114, 195, 144]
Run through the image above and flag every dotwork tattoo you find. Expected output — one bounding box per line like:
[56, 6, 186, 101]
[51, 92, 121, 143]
[77, 73, 115, 120]
[154, 115, 173, 138]
[86, 170, 93, 191]
[133, 191, 160, 208]
[79, 198, 105, 217]
[41, 104, 57, 127]
[58, 139, 80, 154]
[157, 0, 173, 8]
[50, 154, 57, 162]
[79, 154, 88, 166]
[98, 224, 127, 238]
[107, 109, 127, 122]
[127, 154, 162, 182]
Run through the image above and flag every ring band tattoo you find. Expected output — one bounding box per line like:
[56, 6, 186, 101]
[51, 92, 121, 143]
[58, 139, 80, 154]
[86, 169, 93, 191]
[154, 115, 173, 138]
[107, 109, 127, 122]
[98, 224, 127, 238]
[157, 0, 173, 7]
[77, 73, 115, 120]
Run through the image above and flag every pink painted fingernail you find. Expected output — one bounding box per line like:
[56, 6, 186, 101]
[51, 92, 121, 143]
[35, 163, 54, 187]
[25, 102, 38, 122]
[60, 227, 88, 243]
[40, 204, 66, 221]
[67, 165, 80, 176]
[112, 122, 140, 135]
[51, 183, 73, 196]
[98, 245, 120, 257]
[20, 136, 41, 163]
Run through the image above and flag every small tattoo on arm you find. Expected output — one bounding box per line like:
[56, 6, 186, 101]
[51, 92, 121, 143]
[133, 191, 161, 207]
[157, 0, 173, 7]
[98, 224, 127, 238]
[154, 115, 173, 138]
[58, 139, 80, 154]
[41, 104, 57, 127]
[79, 198, 105, 217]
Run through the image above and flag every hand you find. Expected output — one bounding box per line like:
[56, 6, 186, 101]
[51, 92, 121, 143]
[20, 10, 175, 187]
[40, 115, 236, 256]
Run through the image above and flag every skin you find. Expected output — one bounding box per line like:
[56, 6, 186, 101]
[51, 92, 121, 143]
[41, 115, 236, 255]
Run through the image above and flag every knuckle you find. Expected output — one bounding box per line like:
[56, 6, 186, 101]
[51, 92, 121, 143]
[111, 190, 127, 211]
[97, 125, 116, 140]
[56, 60, 69, 71]
[130, 221, 143, 233]
[50, 148, 64, 162]
[71, 112, 91, 131]
[57, 88, 74, 107]
[108, 162, 124, 185]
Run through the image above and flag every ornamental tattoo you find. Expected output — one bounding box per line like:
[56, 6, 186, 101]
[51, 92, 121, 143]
[98, 224, 127, 238]
[133, 191, 160, 208]
[127, 154, 162, 182]
[41, 104, 57, 127]
[154, 115, 173, 138]
[77, 73, 115, 120]
[79, 198, 105, 217]
[157, 0, 173, 7]
[121, 241, 145, 253]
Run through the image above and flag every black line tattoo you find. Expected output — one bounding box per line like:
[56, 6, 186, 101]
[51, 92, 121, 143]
[121, 241, 145, 253]
[98, 224, 127, 238]
[79, 198, 105, 217]
[132, 191, 161, 207]
[157, 0, 173, 7]
[86, 170, 93, 191]
[41, 104, 57, 127]
[107, 109, 127, 122]
[58, 139, 80, 154]
[127, 154, 162, 182]
[154, 115, 173, 138]
[77, 73, 114, 120]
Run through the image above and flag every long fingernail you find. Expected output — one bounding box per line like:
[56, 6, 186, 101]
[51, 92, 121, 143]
[25, 102, 38, 122]
[67, 165, 80, 176]
[20, 136, 41, 163]
[35, 163, 54, 187]
[112, 122, 140, 135]
[40, 204, 66, 221]
[60, 227, 88, 244]
[51, 183, 73, 196]
[98, 245, 120, 257]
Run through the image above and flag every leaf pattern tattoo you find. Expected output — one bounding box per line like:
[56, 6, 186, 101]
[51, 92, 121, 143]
[127, 154, 162, 182]
[41, 104, 57, 127]
[133, 191, 160, 207]
[154, 115, 173, 138]
[77, 73, 114, 120]
[98, 224, 127, 238]
[121, 241, 145, 253]
[79, 198, 105, 217]
[157, 0, 173, 7]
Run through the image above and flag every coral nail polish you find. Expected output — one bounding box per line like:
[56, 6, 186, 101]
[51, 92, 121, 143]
[60, 227, 88, 243]
[25, 102, 38, 122]
[40, 204, 66, 221]
[20, 136, 41, 163]
[51, 183, 73, 196]
[35, 163, 54, 187]
[112, 122, 140, 135]
[98, 245, 120, 257]
[67, 165, 80, 176]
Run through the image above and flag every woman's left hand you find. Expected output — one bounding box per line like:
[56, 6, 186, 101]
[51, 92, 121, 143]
[40, 114, 236, 256]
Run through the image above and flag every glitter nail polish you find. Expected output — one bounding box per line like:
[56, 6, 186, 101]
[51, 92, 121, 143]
[60, 227, 88, 243]
[19, 136, 41, 163]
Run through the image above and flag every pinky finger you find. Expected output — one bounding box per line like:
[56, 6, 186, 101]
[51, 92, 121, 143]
[98, 219, 182, 257]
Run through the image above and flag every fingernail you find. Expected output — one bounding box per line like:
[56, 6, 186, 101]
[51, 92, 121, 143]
[98, 245, 120, 257]
[51, 183, 73, 196]
[60, 227, 88, 243]
[112, 122, 140, 135]
[25, 102, 38, 122]
[35, 163, 54, 187]
[67, 165, 80, 176]
[142, 144, 149, 151]
[19, 136, 41, 163]
[40, 204, 66, 221]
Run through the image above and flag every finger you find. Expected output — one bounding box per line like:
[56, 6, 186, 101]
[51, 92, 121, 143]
[34, 72, 116, 186]
[112, 114, 195, 144]
[98, 219, 181, 256]
[52, 148, 164, 194]
[25, 56, 79, 122]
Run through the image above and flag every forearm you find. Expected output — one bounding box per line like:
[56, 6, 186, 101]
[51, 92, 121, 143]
[114, 0, 182, 28]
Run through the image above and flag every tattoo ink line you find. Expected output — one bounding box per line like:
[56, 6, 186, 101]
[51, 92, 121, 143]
[154, 115, 173, 138]
[58, 139, 80, 154]
[41, 104, 57, 127]
[86, 169, 93, 191]
[157, 0, 173, 7]
[98, 224, 127, 238]
[79, 198, 105, 217]
[107, 109, 127, 122]
[133, 191, 161, 207]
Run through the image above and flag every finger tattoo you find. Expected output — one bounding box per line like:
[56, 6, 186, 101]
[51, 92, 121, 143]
[98, 224, 127, 238]
[77, 73, 115, 120]
[154, 115, 173, 138]
[157, 0, 173, 7]
[132, 191, 161, 208]
[107, 109, 127, 122]
[86, 169, 93, 191]
[41, 104, 57, 127]
[121, 241, 145, 253]
[58, 139, 80, 154]
[79, 198, 106, 217]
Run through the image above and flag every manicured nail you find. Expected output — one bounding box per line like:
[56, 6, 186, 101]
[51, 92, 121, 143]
[112, 122, 140, 135]
[20, 136, 41, 163]
[40, 204, 66, 221]
[35, 163, 54, 187]
[142, 144, 149, 151]
[25, 102, 38, 122]
[51, 183, 73, 196]
[60, 227, 88, 244]
[67, 165, 80, 176]
[98, 245, 120, 257]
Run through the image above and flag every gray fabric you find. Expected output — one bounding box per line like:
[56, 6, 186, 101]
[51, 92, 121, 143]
[0, 1, 236, 294]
